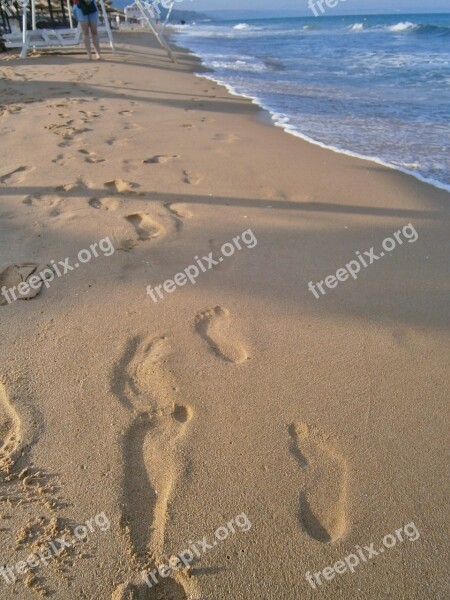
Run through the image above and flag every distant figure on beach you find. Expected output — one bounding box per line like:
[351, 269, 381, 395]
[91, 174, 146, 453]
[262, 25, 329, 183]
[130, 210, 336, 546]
[73, 0, 102, 60]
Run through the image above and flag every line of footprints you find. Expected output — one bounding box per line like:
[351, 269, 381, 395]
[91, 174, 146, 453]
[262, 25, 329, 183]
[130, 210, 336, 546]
[0, 176, 348, 597]
[0, 174, 192, 303]
[0, 306, 349, 598]
[110, 307, 348, 599]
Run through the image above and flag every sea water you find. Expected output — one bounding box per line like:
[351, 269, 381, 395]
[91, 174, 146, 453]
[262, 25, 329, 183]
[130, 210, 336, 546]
[173, 13, 450, 191]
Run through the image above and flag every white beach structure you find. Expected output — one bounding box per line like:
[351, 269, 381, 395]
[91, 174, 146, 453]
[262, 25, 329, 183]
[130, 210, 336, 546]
[3, 0, 115, 58]
[125, 0, 177, 63]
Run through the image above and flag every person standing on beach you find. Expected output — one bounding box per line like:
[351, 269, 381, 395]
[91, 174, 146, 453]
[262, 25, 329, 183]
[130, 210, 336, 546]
[73, 0, 102, 61]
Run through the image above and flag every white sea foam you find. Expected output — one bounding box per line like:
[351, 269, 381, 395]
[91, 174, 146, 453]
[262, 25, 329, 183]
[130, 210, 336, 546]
[192, 72, 450, 194]
[349, 23, 365, 32]
[176, 17, 450, 193]
[388, 22, 418, 32]
[210, 59, 267, 73]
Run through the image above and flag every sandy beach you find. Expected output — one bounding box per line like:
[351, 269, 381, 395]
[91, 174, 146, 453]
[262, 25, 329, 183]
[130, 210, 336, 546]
[0, 32, 449, 599]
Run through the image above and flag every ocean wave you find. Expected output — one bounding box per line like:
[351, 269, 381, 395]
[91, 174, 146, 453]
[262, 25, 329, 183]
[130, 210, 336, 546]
[210, 58, 267, 73]
[195, 73, 450, 193]
[176, 19, 450, 40]
[343, 20, 450, 36]
[415, 24, 450, 36]
[348, 23, 365, 32]
[384, 22, 450, 36]
[173, 17, 450, 191]
[388, 21, 418, 32]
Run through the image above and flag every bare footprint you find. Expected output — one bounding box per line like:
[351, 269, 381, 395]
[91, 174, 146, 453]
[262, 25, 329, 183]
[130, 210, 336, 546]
[0, 381, 21, 474]
[289, 422, 348, 543]
[78, 149, 105, 163]
[0, 263, 46, 306]
[112, 574, 191, 600]
[54, 182, 77, 193]
[0, 165, 34, 185]
[23, 193, 62, 211]
[89, 197, 121, 211]
[123, 404, 192, 560]
[105, 179, 137, 194]
[79, 109, 100, 120]
[52, 153, 66, 166]
[143, 155, 179, 165]
[164, 202, 192, 232]
[114, 334, 194, 576]
[125, 214, 164, 242]
[165, 203, 192, 220]
[183, 170, 203, 186]
[195, 306, 248, 364]
[213, 133, 239, 143]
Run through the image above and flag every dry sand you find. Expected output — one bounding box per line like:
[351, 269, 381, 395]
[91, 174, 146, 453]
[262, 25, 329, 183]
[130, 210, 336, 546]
[0, 31, 449, 599]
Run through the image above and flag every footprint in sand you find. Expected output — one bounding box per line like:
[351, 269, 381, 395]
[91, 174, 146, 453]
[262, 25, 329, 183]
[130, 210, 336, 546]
[166, 203, 192, 220]
[112, 336, 194, 598]
[123, 404, 192, 560]
[88, 197, 121, 211]
[0, 381, 21, 474]
[164, 202, 192, 232]
[124, 123, 141, 131]
[0, 263, 47, 306]
[125, 213, 165, 243]
[23, 193, 62, 213]
[79, 110, 100, 121]
[105, 179, 137, 194]
[183, 170, 203, 186]
[112, 576, 190, 600]
[54, 182, 77, 193]
[51, 153, 66, 166]
[289, 422, 348, 543]
[78, 149, 105, 164]
[0, 166, 34, 185]
[106, 136, 131, 147]
[143, 155, 179, 165]
[213, 133, 239, 143]
[195, 306, 248, 364]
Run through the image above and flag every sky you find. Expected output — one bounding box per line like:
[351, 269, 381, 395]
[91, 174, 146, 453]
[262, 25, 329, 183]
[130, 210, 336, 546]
[186, 0, 450, 15]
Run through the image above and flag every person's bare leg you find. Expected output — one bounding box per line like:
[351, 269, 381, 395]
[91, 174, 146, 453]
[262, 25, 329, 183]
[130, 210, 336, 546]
[80, 22, 92, 60]
[90, 22, 102, 60]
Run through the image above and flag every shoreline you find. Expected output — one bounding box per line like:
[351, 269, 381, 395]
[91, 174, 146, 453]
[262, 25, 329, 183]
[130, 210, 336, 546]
[171, 35, 450, 195]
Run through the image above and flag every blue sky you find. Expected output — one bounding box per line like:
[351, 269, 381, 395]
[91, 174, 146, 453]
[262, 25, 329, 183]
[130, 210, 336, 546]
[187, 0, 450, 15]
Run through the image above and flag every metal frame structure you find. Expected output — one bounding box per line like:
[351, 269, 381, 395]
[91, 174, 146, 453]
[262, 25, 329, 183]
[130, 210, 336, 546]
[133, 0, 177, 63]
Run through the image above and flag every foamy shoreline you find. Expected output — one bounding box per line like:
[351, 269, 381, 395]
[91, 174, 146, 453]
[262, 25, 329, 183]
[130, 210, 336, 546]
[171, 14, 450, 193]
